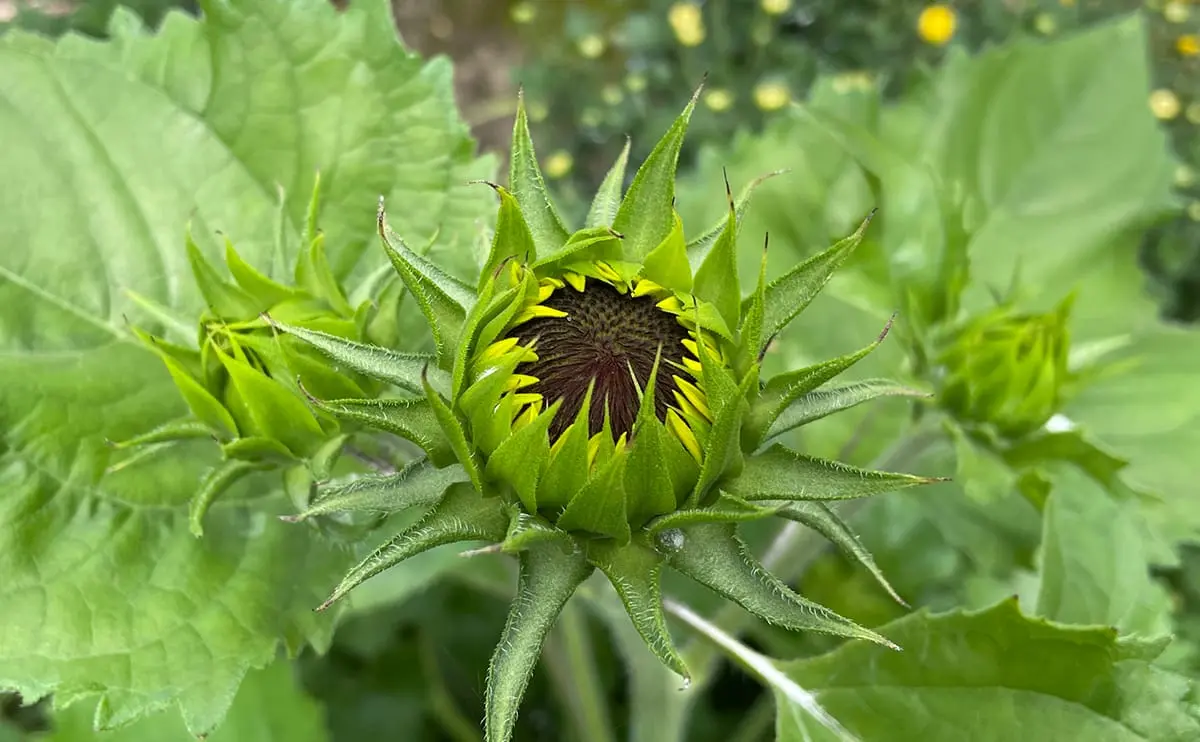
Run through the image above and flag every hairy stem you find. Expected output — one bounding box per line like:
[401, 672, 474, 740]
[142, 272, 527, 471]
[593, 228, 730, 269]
[544, 598, 618, 742]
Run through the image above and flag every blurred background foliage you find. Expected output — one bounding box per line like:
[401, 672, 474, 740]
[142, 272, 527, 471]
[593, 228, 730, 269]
[1, 1, 1198, 741]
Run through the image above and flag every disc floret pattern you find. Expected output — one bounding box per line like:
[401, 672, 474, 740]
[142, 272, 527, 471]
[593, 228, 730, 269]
[272, 88, 939, 742]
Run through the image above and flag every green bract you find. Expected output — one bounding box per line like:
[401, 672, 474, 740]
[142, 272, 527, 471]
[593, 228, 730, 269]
[120, 178, 404, 535]
[274, 89, 938, 742]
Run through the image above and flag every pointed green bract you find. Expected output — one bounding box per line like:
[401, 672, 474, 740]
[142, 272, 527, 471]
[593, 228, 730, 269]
[765, 379, 930, 443]
[692, 175, 740, 329]
[189, 459, 262, 537]
[648, 493, 779, 532]
[307, 396, 450, 464]
[423, 371, 483, 491]
[510, 91, 570, 255]
[283, 460, 468, 522]
[108, 418, 215, 449]
[186, 230, 261, 318]
[737, 242, 769, 372]
[537, 392, 594, 509]
[688, 353, 752, 507]
[215, 345, 325, 458]
[318, 483, 507, 611]
[666, 523, 896, 648]
[485, 401, 561, 513]
[266, 318, 445, 395]
[779, 502, 908, 607]
[586, 137, 631, 228]
[558, 452, 631, 543]
[613, 85, 700, 258]
[728, 445, 938, 502]
[640, 213, 693, 292]
[482, 186, 539, 288]
[588, 539, 690, 682]
[749, 211, 875, 352]
[626, 358, 689, 523]
[225, 239, 300, 307]
[134, 329, 239, 439]
[295, 233, 353, 317]
[685, 170, 782, 267]
[486, 538, 593, 742]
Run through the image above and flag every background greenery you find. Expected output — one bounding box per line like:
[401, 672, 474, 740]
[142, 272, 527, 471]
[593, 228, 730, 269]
[2, 1, 1200, 741]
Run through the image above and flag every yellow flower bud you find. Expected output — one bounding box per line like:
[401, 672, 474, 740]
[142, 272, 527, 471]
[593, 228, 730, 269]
[1149, 89, 1182, 120]
[917, 5, 956, 46]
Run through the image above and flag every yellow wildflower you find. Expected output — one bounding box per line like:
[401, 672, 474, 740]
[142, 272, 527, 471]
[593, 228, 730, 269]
[1178, 34, 1200, 57]
[1149, 89, 1181, 120]
[668, 3, 706, 47]
[543, 151, 573, 179]
[753, 81, 790, 111]
[917, 5, 956, 46]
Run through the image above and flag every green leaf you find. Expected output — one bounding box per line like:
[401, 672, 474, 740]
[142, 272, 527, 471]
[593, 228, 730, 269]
[317, 483, 506, 610]
[691, 174, 740, 330]
[379, 208, 472, 363]
[481, 185, 538, 287]
[1036, 464, 1171, 636]
[666, 523, 895, 648]
[188, 459, 261, 538]
[0, 0, 489, 731]
[585, 136, 631, 228]
[509, 90, 570, 255]
[268, 318, 445, 396]
[613, 87, 699, 259]
[778, 501, 906, 607]
[186, 231, 261, 318]
[304, 395, 450, 464]
[639, 212, 693, 292]
[282, 460, 468, 522]
[132, 329, 238, 439]
[558, 450, 631, 544]
[43, 660, 328, 742]
[779, 599, 1200, 741]
[485, 401, 559, 513]
[485, 537, 593, 742]
[751, 211, 874, 352]
[532, 225, 624, 269]
[765, 378, 929, 443]
[224, 239, 301, 308]
[728, 444, 937, 502]
[588, 538, 690, 682]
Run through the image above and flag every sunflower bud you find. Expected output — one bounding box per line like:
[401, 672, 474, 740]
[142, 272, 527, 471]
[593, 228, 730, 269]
[274, 87, 941, 742]
[934, 298, 1073, 439]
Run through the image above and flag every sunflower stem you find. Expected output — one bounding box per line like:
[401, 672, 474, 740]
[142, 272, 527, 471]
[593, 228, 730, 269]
[544, 598, 618, 742]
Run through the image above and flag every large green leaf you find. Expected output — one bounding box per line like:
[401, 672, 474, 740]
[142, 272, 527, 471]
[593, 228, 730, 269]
[779, 600, 1200, 741]
[0, 0, 491, 732]
[42, 660, 327, 742]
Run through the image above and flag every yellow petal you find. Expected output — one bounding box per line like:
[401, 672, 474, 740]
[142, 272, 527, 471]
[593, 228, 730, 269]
[674, 376, 712, 420]
[594, 261, 623, 283]
[505, 373, 539, 392]
[631, 278, 665, 298]
[656, 295, 685, 314]
[511, 304, 569, 326]
[564, 271, 587, 292]
[667, 409, 703, 462]
[478, 337, 520, 363]
[540, 276, 564, 289]
[536, 283, 556, 304]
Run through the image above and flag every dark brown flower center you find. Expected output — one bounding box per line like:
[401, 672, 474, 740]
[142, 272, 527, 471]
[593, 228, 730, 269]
[508, 281, 689, 441]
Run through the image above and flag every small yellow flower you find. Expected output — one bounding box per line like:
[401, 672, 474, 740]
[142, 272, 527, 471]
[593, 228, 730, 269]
[577, 34, 606, 59]
[704, 88, 734, 112]
[1149, 89, 1182, 120]
[753, 81, 791, 111]
[543, 151, 573, 179]
[917, 5, 957, 46]
[510, 2, 535, 24]
[668, 2, 706, 47]
[1034, 13, 1057, 35]
[1175, 165, 1196, 189]
[1178, 34, 1200, 57]
[1164, 1, 1190, 23]
[601, 84, 624, 106]
[761, 0, 794, 15]
[625, 73, 648, 93]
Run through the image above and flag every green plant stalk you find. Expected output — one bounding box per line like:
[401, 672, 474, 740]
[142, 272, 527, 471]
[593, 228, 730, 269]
[419, 638, 485, 742]
[543, 598, 618, 742]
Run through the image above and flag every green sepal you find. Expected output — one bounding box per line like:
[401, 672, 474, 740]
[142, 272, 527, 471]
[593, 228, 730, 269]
[317, 482, 507, 611]
[692, 173, 740, 329]
[764, 379, 930, 445]
[481, 185, 538, 289]
[501, 507, 563, 553]
[509, 90, 570, 256]
[220, 436, 297, 465]
[188, 459, 262, 537]
[686, 170, 781, 267]
[748, 316, 894, 445]
[266, 317, 446, 396]
[134, 328, 238, 439]
[736, 241, 769, 373]
[295, 231, 353, 317]
[778, 502, 907, 607]
[107, 418, 214, 449]
[537, 385, 595, 509]
[486, 400, 561, 513]
[587, 537, 690, 682]
[236, 331, 368, 404]
[282, 459, 468, 522]
[747, 210, 875, 353]
[626, 354, 691, 522]
[476, 271, 536, 354]
[534, 226, 625, 270]
[586, 136, 631, 228]
[224, 239, 300, 308]
[460, 349, 527, 454]
[423, 369, 483, 492]
[639, 212, 693, 293]
[186, 229, 260, 319]
[688, 346, 752, 508]
[558, 447, 631, 543]
[613, 84, 700, 259]
[455, 270, 528, 399]
[304, 395, 451, 466]
[727, 444, 940, 502]
[664, 523, 897, 648]
[378, 204, 473, 364]
[486, 538, 592, 742]
[213, 344, 325, 458]
[648, 492, 778, 533]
